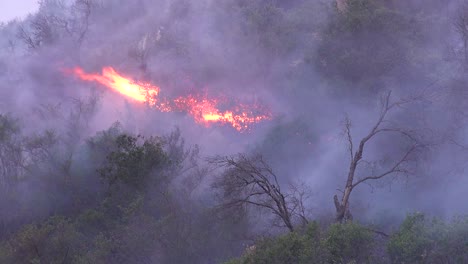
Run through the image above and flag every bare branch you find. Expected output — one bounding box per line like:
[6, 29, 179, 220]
[344, 116, 354, 161]
[352, 144, 417, 188]
[455, 2, 468, 64]
[364, 227, 389, 238]
[210, 154, 296, 232]
[289, 182, 312, 226]
[17, 25, 37, 49]
[73, 0, 93, 44]
[334, 90, 427, 223]
[374, 128, 419, 142]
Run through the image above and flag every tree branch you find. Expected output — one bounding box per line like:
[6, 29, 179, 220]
[352, 144, 417, 188]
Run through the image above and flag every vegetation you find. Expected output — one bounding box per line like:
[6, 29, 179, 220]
[228, 216, 468, 264]
[0, 0, 467, 263]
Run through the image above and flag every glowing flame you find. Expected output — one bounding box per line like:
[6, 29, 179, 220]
[68, 67, 271, 131]
[173, 96, 271, 131]
[70, 67, 159, 105]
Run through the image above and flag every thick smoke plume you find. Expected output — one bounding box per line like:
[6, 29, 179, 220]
[0, 0, 467, 263]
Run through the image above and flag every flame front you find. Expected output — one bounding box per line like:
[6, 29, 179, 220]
[69, 67, 271, 131]
[71, 67, 160, 105]
[173, 96, 271, 131]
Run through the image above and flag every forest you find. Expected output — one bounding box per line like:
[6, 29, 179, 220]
[0, 0, 467, 263]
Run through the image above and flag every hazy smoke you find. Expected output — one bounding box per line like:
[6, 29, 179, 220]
[0, 0, 467, 236]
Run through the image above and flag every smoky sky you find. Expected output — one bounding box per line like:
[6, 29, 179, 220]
[0, 0, 38, 22]
[0, 0, 467, 227]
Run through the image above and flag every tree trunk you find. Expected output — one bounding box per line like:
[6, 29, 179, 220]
[334, 186, 353, 223]
[335, 159, 357, 223]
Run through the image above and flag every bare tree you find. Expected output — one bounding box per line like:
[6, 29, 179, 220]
[31, 95, 99, 185]
[17, 0, 90, 50]
[289, 181, 312, 226]
[17, 13, 60, 49]
[334, 91, 424, 223]
[211, 154, 311, 232]
[17, 24, 38, 49]
[72, 0, 93, 45]
[0, 114, 57, 192]
[455, 1, 468, 66]
[0, 115, 25, 191]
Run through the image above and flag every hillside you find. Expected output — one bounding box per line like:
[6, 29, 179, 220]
[0, 0, 467, 263]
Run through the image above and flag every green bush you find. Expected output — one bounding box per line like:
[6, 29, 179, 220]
[225, 222, 319, 264]
[240, 232, 308, 264]
[314, 0, 425, 95]
[323, 223, 374, 264]
[388, 213, 468, 264]
[227, 221, 376, 264]
[0, 216, 86, 264]
[98, 134, 169, 189]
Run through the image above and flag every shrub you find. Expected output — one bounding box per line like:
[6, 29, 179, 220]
[323, 222, 374, 263]
[388, 213, 468, 264]
[227, 221, 376, 264]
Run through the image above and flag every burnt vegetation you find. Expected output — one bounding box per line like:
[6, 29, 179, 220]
[0, 0, 467, 263]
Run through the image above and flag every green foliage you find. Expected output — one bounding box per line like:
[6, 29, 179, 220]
[240, 232, 308, 264]
[388, 213, 431, 263]
[388, 213, 468, 264]
[228, 221, 374, 264]
[0, 216, 87, 264]
[86, 122, 124, 169]
[0, 1, 465, 263]
[98, 133, 169, 189]
[323, 223, 374, 263]
[0, 122, 249, 264]
[229, 215, 468, 264]
[315, 0, 425, 95]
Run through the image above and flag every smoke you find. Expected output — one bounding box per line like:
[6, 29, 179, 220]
[1, 0, 468, 253]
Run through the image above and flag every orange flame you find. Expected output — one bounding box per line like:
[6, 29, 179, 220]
[71, 67, 159, 105]
[173, 96, 271, 131]
[68, 67, 271, 131]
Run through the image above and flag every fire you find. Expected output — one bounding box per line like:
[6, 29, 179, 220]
[70, 67, 160, 106]
[173, 96, 271, 131]
[68, 66, 271, 131]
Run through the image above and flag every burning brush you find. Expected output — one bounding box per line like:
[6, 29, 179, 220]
[67, 67, 272, 131]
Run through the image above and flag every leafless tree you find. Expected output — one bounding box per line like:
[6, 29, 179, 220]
[17, 0, 92, 50]
[17, 24, 38, 49]
[72, 0, 93, 45]
[0, 115, 25, 191]
[0, 115, 58, 192]
[334, 91, 425, 223]
[17, 12, 61, 49]
[211, 154, 311, 232]
[31, 95, 99, 184]
[31, 14, 57, 46]
[289, 181, 312, 226]
[455, 1, 468, 65]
